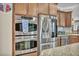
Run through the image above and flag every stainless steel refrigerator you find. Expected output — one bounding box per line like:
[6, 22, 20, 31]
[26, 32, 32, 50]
[38, 14, 57, 54]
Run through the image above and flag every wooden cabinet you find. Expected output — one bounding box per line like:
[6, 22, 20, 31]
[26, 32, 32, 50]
[28, 3, 38, 16]
[60, 12, 65, 26]
[49, 4, 57, 16]
[57, 35, 79, 46]
[14, 3, 58, 16]
[57, 11, 72, 27]
[69, 35, 79, 44]
[57, 36, 69, 46]
[38, 3, 49, 14]
[56, 37, 61, 47]
[57, 11, 60, 26]
[14, 3, 28, 15]
[65, 12, 72, 27]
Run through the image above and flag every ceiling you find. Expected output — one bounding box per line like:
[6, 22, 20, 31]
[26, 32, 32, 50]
[58, 3, 79, 8]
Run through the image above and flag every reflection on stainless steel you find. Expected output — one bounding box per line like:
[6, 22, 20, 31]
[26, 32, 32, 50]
[39, 14, 57, 51]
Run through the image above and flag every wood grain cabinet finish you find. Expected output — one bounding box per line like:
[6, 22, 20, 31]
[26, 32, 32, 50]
[57, 11, 72, 27]
[38, 3, 49, 14]
[60, 12, 66, 26]
[56, 37, 61, 47]
[65, 12, 72, 27]
[28, 3, 38, 17]
[49, 4, 57, 16]
[69, 35, 79, 44]
[14, 3, 58, 16]
[57, 11, 59, 26]
[57, 11, 64, 26]
[14, 3, 28, 15]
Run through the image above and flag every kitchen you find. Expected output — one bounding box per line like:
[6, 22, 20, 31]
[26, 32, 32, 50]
[57, 3, 79, 46]
[0, 3, 79, 56]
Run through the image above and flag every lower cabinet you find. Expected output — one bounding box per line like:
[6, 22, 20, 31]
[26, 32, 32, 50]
[56, 37, 61, 47]
[60, 36, 69, 46]
[69, 35, 79, 44]
[57, 36, 69, 46]
[57, 35, 79, 46]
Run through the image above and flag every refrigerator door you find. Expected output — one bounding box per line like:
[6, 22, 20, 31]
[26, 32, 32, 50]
[50, 16, 57, 48]
[50, 16, 57, 38]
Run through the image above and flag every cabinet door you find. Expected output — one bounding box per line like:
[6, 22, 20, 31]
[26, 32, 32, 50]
[65, 12, 71, 27]
[49, 4, 57, 16]
[38, 3, 48, 14]
[28, 3, 38, 17]
[14, 3, 28, 15]
[58, 11, 71, 27]
[60, 12, 65, 26]
[56, 37, 61, 46]
[69, 35, 79, 44]
[61, 36, 69, 46]
[57, 11, 61, 26]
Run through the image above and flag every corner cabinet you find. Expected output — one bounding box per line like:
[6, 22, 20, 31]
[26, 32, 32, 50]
[57, 10, 72, 27]
[14, 3, 28, 15]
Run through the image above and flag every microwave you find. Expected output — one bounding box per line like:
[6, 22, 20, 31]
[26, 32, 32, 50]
[15, 16, 37, 34]
[15, 23, 37, 32]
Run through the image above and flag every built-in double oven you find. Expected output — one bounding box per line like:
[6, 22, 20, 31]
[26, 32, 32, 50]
[15, 15, 37, 55]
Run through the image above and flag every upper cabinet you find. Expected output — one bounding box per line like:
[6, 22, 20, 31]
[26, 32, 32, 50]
[38, 3, 49, 14]
[28, 3, 38, 17]
[14, 3, 28, 15]
[14, 3, 58, 16]
[60, 12, 66, 26]
[49, 4, 57, 16]
[69, 35, 79, 44]
[65, 12, 72, 27]
[57, 10, 72, 27]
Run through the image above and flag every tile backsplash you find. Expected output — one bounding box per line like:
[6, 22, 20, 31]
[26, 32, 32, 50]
[58, 27, 72, 35]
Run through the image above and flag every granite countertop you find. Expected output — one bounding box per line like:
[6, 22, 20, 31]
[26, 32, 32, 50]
[40, 43, 79, 56]
[58, 33, 79, 36]
[68, 33, 79, 35]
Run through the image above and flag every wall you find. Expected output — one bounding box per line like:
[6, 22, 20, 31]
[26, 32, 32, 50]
[0, 10, 12, 56]
[72, 5, 79, 20]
